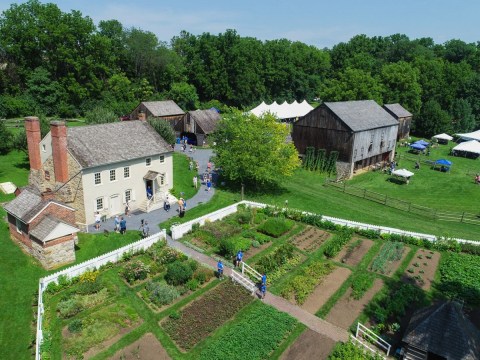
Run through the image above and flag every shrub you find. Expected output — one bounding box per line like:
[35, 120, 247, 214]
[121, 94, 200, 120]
[356, 229, 381, 239]
[186, 278, 200, 291]
[218, 236, 251, 258]
[236, 206, 253, 224]
[159, 248, 182, 264]
[146, 281, 181, 306]
[350, 272, 375, 300]
[169, 311, 181, 320]
[257, 217, 294, 237]
[324, 227, 354, 258]
[191, 223, 200, 232]
[187, 259, 199, 272]
[121, 260, 150, 284]
[79, 270, 99, 283]
[67, 319, 83, 333]
[194, 268, 212, 284]
[147, 240, 167, 261]
[256, 243, 296, 274]
[252, 240, 260, 248]
[165, 261, 194, 286]
[76, 279, 102, 295]
[57, 298, 82, 318]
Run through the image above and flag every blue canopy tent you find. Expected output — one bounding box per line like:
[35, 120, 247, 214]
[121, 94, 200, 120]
[433, 159, 452, 172]
[413, 140, 429, 147]
[410, 143, 426, 151]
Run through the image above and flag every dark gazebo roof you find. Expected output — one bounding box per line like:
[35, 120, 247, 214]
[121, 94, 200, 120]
[402, 301, 480, 360]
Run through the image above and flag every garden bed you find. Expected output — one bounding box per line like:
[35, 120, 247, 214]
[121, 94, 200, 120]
[326, 278, 384, 329]
[334, 238, 374, 267]
[280, 329, 336, 360]
[369, 242, 409, 276]
[161, 281, 252, 351]
[403, 249, 440, 290]
[301, 267, 352, 314]
[109, 333, 171, 360]
[290, 226, 331, 252]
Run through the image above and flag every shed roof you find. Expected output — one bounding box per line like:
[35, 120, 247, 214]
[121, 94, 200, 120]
[3, 186, 43, 222]
[142, 101, 184, 117]
[29, 215, 79, 243]
[383, 103, 413, 118]
[324, 100, 398, 132]
[67, 121, 172, 168]
[188, 109, 221, 134]
[403, 302, 480, 360]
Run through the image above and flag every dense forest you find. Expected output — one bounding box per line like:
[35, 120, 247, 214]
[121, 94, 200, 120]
[1, 0, 479, 136]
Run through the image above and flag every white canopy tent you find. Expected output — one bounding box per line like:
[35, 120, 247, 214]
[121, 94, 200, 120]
[456, 130, 480, 142]
[249, 100, 313, 120]
[392, 169, 414, 178]
[452, 140, 480, 155]
[432, 133, 453, 141]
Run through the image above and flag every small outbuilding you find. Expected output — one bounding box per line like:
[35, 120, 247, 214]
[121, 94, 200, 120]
[402, 301, 480, 360]
[383, 103, 413, 141]
[175, 109, 221, 146]
[130, 100, 185, 128]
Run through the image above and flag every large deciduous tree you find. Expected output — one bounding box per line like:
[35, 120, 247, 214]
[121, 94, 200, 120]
[211, 111, 300, 187]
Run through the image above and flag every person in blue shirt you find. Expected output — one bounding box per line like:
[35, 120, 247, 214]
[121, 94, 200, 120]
[261, 273, 267, 286]
[217, 260, 224, 280]
[260, 283, 266, 299]
[119, 217, 127, 235]
[236, 250, 243, 267]
[146, 186, 153, 200]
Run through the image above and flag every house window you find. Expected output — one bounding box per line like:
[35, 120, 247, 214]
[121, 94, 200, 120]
[146, 158, 151, 166]
[96, 197, 104, 211]
[15, 218, 22, 233]
[124, 167, 130, 179]
[94, 172, 101, 185]
[44, 170, 50, 181]
[42, 144, 46, 152]
[160, 155, 165, 163]
[110, 169, 116, 182]
[125, 189, 132, 203]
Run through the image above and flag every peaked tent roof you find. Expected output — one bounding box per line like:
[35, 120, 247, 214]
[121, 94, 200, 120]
[392, 169, 414, 178]
[453, 140, 480, 155]
[188, 109, 221, 134]
[141, 101, 185, 117]
[249, 100, 313, 119]
[433, 133, 453, 141]
[29, 215, 79, 243]
[383, 103, 413, 118]
[402, 302, 480, 360]
[67, 121, 172, 168]
[324, 100, 399, 132]
[456, 130, 480, 142]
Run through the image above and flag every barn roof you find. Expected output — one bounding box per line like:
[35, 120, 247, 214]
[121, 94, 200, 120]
[67, 121, 172, 168]
[188, 109, 221, 134]
[402, 302, 480, 360]
[383, 103, 413, 118]
[141, 101, 184, 117]
[324, 100, 398, 132]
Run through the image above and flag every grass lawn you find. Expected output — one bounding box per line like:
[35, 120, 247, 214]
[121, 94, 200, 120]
[348, 143, 480, 212]
[171, 152, 200, 200]
[0, 150, 30, 203]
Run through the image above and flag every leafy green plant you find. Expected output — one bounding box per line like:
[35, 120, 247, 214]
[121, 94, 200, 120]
[218, 236, 251, 258]
[256, 243, 296, 274]
[329, 340, 384, 360]
[145, 281, 180, 306]
[165, 261, 194, 286]
[257, 217, 294, 238]
[324, 227, 354, 258]
[370, 241, 404, 274]
[121, 260, 150, 284]
[67, 319, 83, 333]
[350, 272, 376, 300]
[408, 268, 415, 273]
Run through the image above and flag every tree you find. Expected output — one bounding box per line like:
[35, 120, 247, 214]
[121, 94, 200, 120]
[167, 82, 199, 110]
[85, 106, 118, 124]
[450, 99, 476, 133]
[0, 120, 13, 154]
[211, 111, 300, 187]
[148, 119, 175, 145]
[414, 100, 451, 137]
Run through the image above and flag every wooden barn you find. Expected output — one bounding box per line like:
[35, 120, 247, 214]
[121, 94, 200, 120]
[175, 109, 221, 146]
[292, 100, 399, 178]
[383, 103, 412, 140]
[130, 101, 185, 128]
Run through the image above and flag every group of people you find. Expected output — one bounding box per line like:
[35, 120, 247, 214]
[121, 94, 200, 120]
[177, 197, 187, 217]
[113, 215, 127, 234]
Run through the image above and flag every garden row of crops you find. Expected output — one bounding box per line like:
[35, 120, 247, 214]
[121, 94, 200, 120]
[370, 241, 404, 274]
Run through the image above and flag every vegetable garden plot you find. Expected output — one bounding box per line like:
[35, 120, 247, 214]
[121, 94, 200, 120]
[369, 242, 409, 276]
[110, 333, 171, 360]
[290, 226, 331, 252]
[280, 329, 336, 360]
[161, 281, 252, 351]
[334, 238, 374, 267]
[403, 249, 440, 290]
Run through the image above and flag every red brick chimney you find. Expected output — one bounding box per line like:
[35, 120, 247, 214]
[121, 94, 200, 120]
[50, 121, 69, 183]
[25, 116, 42, 171]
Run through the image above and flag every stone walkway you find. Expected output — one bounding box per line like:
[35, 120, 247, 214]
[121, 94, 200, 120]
[88, 145, 214, 233]
[165, 234, 349, 343]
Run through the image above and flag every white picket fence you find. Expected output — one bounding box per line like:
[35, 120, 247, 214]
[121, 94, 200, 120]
[35, 230, 166, 360]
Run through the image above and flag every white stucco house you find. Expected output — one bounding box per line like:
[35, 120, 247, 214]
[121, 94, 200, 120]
[25, 117, 173, 226]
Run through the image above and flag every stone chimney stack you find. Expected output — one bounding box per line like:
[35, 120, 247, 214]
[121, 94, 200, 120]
[50, 121, 69, 183]
[24, 116, 42, 171]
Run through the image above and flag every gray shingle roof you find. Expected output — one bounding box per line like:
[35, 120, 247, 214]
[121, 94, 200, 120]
[67, 121, 172, 168]
[189, 109, 221, 134]
[142, 101, 185, 117]
[3, 186, 43, 222]
[383, 103, 413, 118]
[29, 215, 61, 241]
[324, 100, 398, 132]
[403, 302, 480, 360]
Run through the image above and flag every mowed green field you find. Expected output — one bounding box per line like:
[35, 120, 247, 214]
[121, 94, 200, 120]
[348, 143, 480, 212]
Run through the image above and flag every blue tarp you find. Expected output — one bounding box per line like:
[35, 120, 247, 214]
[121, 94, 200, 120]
[435, 159, 452, 166]
[414, 140, 429, 146]
[410, 143, 426, 150]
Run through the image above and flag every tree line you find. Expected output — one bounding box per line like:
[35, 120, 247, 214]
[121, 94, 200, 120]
[1, 0, 479, 137]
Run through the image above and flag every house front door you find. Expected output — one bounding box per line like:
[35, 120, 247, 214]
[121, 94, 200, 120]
[110, 194, 121, 216]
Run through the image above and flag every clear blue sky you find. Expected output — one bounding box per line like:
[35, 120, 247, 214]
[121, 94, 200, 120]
[0, 0, 478, 48]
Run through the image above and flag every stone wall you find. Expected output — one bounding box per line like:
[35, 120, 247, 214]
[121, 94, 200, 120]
[31, 235, 75, 269]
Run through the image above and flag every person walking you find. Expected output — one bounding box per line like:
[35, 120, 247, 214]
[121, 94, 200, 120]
[217, 260, 224, 280]
[164, 194, 170, 212]
[261, 273, 267, 286]
[125, 201, 130, 217]
[193, 175, 198, 189]
[94, 211, 101, 230]
[114, 215, 120, 232]
[119, 216, 127, 235]
[260, 283, 267, 299]
[236, 250, 243, 267]
[182, 198, 187, 211]
[206, 178, 212, 192]
[142, 221, 150, 238]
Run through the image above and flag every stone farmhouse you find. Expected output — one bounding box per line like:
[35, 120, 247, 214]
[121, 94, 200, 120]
[292, 100, 399, 178]
[25, 117, 173, 227]
[4, 186, 78, 269]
